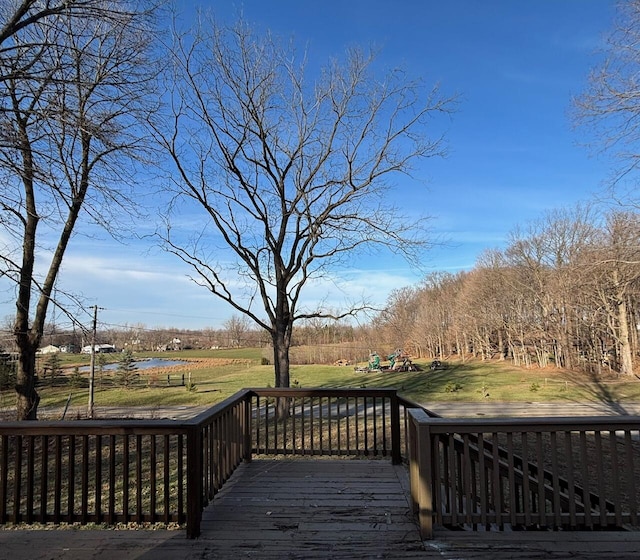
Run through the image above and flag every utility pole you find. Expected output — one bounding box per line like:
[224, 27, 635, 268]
[88, 305, 99, 419]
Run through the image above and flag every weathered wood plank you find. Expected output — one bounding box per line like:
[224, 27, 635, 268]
[428, 529, 640, 559]
[198, 458, 426, 558]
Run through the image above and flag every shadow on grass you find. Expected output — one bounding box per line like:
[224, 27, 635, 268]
[354, 361, 479, 399]
[564, 368, 635, 415]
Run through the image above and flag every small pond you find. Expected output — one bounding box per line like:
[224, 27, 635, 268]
[80, 358, 189, 372]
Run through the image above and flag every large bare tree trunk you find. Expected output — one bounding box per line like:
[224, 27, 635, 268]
[272, 327, 291, 388]
[15, 341, 39, 420]
[617, 297, 634, 376]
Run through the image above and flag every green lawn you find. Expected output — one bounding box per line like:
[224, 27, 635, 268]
[8, 349, 640, 413]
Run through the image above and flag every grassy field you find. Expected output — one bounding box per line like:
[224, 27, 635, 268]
[3, 348, 640, 414]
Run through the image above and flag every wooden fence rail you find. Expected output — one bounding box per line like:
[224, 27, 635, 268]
[408, 410, 640, 539]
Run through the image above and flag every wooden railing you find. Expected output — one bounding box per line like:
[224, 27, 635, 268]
[0, 388, 409, 538]
[0, 389, 253, 538]
[249, 388, 403, 462]
[408, 410, 640, 538]
[5, 387, 636, 541]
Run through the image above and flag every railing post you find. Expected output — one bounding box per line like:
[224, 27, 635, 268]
[408, 409, 434, 539]
[390, 391, 401, 464]
[243, 395, 253, 463]
[409, 410, 419, 514]
[185, 424, 203, 539]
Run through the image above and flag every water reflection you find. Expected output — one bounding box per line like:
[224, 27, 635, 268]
[80, 358, 188, 372]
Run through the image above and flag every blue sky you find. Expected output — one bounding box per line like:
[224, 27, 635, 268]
[0, 1, 621, 333]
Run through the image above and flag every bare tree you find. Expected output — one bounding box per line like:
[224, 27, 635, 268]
[574, 0, 640, 191]
[223, 314, 251, 348]
[0, 1, 114, 50]
[585, 212, 640, 376]
[0, 1, 158, 419]
[153, 17, 455, 388]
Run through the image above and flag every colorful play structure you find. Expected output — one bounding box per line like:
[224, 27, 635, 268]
[354, 350, 421, 373]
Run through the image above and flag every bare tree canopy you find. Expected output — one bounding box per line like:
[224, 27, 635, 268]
[0, 0, 159, 419]
[152, 16, 456, 387]
[574, 0, 640, 186]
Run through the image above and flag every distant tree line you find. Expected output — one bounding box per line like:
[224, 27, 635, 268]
[376, 207, 640, 377]
[0, 319, 270, 353]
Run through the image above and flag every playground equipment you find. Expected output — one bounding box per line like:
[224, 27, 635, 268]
[354, 352, 382, 372]
[388, 349, 421, 372]
[354, 350, 421, 373]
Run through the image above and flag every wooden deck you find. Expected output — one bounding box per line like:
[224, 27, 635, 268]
[201, 459, 640, 559]
[1, 458, 640, 559]
[199, 458, 426, 558]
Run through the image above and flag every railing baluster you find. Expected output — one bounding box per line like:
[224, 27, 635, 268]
[372, 396, 378, 455]
[448, 433, 457, 526]
[81, 435, 89, 524]
[477, 432, 488, 528]
[272, 398, 277, 454]
[163, 435, 170, 523]
[67, 436, 75, 523]
[150, 435, 157, 523]
[12, 435, 22, 524]
[594, 430, 606, 526]
[310, 396, 315, 454]
[564, 431, 576, 528]
[108, 435, 116, 525]
[354, 396, 360, 454]
[227, 409, 234, 473]
[364, 396, 369, 455]
[609, 430, 621, 527]
[282, 400, 288, 452]
[535, 432, 545, 528]
[26, 435, 34, 524]
[381, 397, 387, 456]
[39, 435, 48, 523]
[506, 432, 516, 528]
[326, 396, 332, 455]
[301, 397, 306, 454]
[625, 430, 637, 526]
[579, 431, 592, 528]
[177, 433, 184, 525]
[550, 431, 561, 527]
[266, 397, 271, 454]
[489, 432, 500, 528]
[433, 433, 443, 526]
[255, 396, 261, 453]
[122, 434, 129, 524]
[345, 397, 351, 454]
[462, 434, 472, 526]
[54, 435, 62, 524]
[319, 396, 325, 454]
[523, 432, 534, 527]
[95, 435, 102, 523]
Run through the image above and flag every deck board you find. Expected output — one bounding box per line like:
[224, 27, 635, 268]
[199, 458, 426, 558]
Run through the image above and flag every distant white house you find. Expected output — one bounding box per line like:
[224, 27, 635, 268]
[80, 343, 116, 354]
[157, 338, 182, 352]
[37, 344, 60, 355]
